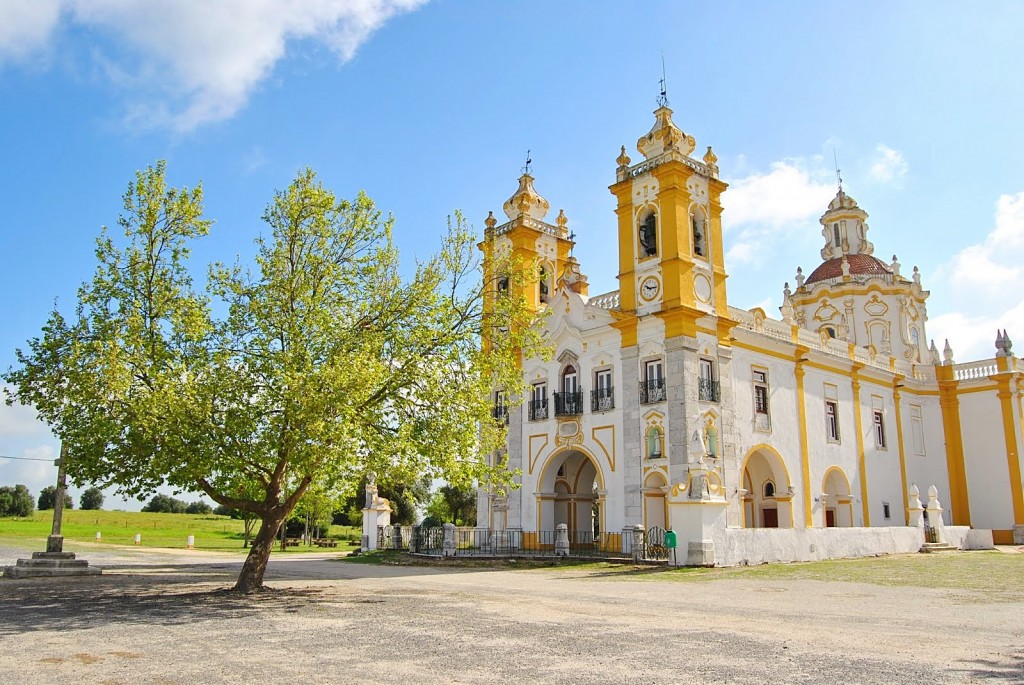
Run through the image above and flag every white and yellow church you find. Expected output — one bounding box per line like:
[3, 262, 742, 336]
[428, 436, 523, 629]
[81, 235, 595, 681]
[477, 103, 1023, 565]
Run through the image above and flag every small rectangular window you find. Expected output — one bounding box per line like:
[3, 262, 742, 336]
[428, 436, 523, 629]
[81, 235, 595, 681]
[883, 502, 891, 520]
[752, 368, 770, 431]
[873, 410, 887, 449]
[641, 359, 666, 404]
[592, 369, 614, 412]
[825, 400, 840, 441]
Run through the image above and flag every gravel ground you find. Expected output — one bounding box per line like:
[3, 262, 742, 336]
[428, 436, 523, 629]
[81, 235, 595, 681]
[1, 542, 1022, 684]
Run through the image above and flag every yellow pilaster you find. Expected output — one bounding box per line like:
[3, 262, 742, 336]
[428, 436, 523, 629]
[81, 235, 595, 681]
[851, 368, 870, 526]
[936, 364, 971, 525]
[994, 363, 1024, 527]
[794, 352, 813, 527]
[892, 381, 910, 524]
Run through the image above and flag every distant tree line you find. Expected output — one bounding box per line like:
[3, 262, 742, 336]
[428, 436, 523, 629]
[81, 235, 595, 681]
[0, 485, 34, 517]
[142, 494, 212, 514]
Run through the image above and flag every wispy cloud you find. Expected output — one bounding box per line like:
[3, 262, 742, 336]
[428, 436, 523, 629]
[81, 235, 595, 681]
[929, 191, 1024, 359]
[868, 144, 908, 184]
[723, 158, 835, 267]
[0, 0, 428, 132]
[0, 0, 62, 63]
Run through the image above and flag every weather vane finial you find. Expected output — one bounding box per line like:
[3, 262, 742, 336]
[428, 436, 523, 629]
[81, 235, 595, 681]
[568, 229, 577, 257]
[522, 149, 532, 176]
[657, 54, 669, 107]
[833, 148, 843, 193]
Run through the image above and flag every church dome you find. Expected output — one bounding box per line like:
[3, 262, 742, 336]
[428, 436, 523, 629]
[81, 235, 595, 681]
[805, 253, 893, 285]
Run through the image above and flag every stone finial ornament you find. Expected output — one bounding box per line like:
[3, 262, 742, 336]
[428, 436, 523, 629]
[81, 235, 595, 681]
[795, 267, 805, 289]
[996, 330, 1007, 357]
[616, 145, 631, 169]
[1003, 329, 1013, 356]
[890, 254, 901, 277]
[484, 211, 497, 230]
[912, 266, 922, 287]
[942, 339, 954, 366]
[929, 340, 940, 365]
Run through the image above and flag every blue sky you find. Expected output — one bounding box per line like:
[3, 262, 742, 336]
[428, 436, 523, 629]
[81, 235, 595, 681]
[2, 1, 1023, 508]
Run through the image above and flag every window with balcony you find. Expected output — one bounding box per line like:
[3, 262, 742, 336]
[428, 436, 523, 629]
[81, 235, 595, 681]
[698, 358, 720, 402]
[640, 359, 665, 404]
[492, 391, 508, 424]
[554, 365, 582, 416]
[528, 382, 548, 421]
[591, 368, 614, 412]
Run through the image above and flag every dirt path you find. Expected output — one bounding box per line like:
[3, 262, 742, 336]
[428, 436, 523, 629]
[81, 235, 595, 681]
[1, 543, 1021, 684]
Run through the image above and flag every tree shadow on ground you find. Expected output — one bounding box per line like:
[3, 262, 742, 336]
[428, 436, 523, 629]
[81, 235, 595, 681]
[956, 652, 1024, 682]
[0, 571, 326, 636]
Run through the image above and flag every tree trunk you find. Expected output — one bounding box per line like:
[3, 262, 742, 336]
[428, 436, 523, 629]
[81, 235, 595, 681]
[233, 512, 286, 593]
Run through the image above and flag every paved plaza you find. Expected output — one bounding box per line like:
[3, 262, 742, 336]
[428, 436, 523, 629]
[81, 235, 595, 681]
[1, 542, 1022, 684]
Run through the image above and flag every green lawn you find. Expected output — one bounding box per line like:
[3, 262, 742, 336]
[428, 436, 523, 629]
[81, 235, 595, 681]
[0, 510, 361, 553]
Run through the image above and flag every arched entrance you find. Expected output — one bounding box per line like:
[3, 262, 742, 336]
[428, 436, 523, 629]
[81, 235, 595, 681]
[643, 471, 668, 530]
[538, 449, 604, 542]
[821, 467, 854, 527]
[740, 446, 794, 529]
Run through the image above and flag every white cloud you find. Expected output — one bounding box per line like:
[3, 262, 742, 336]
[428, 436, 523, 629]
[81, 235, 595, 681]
[930, 191, 1024, 359]
[0, 0, 427, 131]
[0, 388, 50, 438]
[0, 0, 62, 63]
[722, 159, 834, 266]
[868, 144, 908, 184]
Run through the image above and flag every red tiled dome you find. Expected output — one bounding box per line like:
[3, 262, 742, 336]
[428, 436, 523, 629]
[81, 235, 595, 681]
[805, 254, 893, 285]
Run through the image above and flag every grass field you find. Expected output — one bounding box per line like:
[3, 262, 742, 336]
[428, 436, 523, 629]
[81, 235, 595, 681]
[0, 510, 361, 553]
[347, 549, 1024, 599]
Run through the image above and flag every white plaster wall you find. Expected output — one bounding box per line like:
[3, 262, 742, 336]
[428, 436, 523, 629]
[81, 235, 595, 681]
[958, 386, 1016, 531]
[900, 392, 952, 525]
[730, 346, 804, 523]
[804, 366, 865, 526]
[859, 379, 905, 527]
[709, 526, 924, 566]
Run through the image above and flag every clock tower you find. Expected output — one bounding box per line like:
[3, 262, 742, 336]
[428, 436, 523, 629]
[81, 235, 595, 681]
[608, 104, 733, 340]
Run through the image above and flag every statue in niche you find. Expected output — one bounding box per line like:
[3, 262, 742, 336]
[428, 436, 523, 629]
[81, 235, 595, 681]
[639, 213, 657, 256]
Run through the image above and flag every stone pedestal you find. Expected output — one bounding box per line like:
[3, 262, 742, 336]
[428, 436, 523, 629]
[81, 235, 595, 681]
[667, 467, 728, 567]
[554, 523, 570, 557]
[360, 480, 392, 552]
[442, 523, 457, 558]
[3, 551, 101, 579]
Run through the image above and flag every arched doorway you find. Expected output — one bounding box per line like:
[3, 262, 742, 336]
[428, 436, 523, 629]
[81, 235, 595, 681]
[740, 446, 794, 529]
[643, 471, 667, 530]
[538, 449, 603, 543]
[821, 467, 853, 527]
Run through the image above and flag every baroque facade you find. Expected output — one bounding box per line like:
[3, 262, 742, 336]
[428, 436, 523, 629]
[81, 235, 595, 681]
[477, 104, 1024, 563]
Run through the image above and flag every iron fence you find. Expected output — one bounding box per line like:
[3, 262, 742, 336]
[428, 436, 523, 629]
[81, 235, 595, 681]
[406, 526, 670, 561]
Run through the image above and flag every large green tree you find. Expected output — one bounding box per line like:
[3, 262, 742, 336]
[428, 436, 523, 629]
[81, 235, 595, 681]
[5, 163, 541, 592]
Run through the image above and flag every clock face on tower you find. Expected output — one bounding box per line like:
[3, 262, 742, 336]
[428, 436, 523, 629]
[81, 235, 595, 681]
[640, 276, 660, 302]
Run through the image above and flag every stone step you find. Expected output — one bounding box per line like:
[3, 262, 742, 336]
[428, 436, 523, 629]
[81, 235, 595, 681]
[3, 565, 101, 578]
[31, 551, 77, 560]
[16, 558, 90, 568]
[919, 542, 958, 553]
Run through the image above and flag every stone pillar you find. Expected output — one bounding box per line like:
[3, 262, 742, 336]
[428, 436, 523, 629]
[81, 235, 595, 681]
[926, 485, 946, 544]
[621, 345, 643, 527]
[631, 524, 645, 563]
[442, 522, 457, 558]
[907, 484, 924, 529]
[665, 336, 694, 486]
[506, 403, 524, 529]
[555, 523, 570, 557]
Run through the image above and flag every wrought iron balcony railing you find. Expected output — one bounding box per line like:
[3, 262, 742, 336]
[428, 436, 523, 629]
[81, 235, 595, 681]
[553, 391, 583, 417]
[591, 387, 615, 412]
[698, 378, 721, 402]
[528, 398, 548, 421]
[492, 405, 509, 424]
[639, 378, 666, 404]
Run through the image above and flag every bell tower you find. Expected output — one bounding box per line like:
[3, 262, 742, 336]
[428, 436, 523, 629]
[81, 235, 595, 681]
[481, 170, 581, 313]
[608, 104, 732, 338]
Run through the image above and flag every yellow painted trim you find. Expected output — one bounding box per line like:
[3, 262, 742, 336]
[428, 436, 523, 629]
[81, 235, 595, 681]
[955, 383, 1000, 394]
[893, 383, 910, 524]
[851, 371, 870, 526]
[995, 375, 1024, 526]
[591, 424, 617, 473]
[794, 359, 813, 527]
[992, 529, 1015, 545]
[936, 364, 971, 525]
[527, 433, 549, 475]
